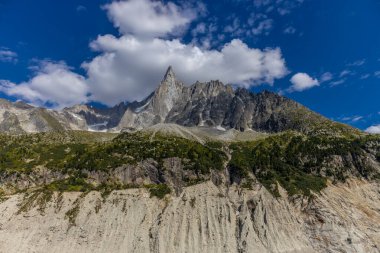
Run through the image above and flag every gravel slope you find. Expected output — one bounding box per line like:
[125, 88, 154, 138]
[0, 180, 379, 253]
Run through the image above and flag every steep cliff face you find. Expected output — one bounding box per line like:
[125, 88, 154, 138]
[0, 180, 379, 253]
[118, 66, 185, 130]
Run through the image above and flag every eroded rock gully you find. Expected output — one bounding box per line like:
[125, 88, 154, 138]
[0, 180, 379, 253]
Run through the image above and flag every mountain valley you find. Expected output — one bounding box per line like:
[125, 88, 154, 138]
[0, 67, 379, 253]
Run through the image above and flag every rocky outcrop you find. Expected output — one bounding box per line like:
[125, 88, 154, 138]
[0, 180, 379, 253]
[0, 157, 202, 196]
[118, 66, 185, 130]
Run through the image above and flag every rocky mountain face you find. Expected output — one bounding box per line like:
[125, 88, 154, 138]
[0, 98, 72, 133]
[0, 66, 341, 135]
[119, 67, 185, 130]
[0, 98, 127, 133]
[118, 66, 334, 134]
[63, 102, 128, 131]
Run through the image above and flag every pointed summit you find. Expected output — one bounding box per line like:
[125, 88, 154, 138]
[163, 65, 176, 83]
[151, 66, 183, 116]
[158, 65, 182, 91]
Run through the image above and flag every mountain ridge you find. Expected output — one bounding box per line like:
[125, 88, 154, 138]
[0, 66, 356, 136]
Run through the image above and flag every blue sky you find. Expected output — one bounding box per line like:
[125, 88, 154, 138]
[0, 0, 379, 132]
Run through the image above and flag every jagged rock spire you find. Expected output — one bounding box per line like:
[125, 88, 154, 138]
[163, 65, 175, 81]
[157, 65, 183, 96]
[161, 66, 178, 89]
[148, 66, 184, 118]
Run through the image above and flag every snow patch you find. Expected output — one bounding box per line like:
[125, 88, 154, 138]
[88, 121, 108, 132]
[198, 113, 205, 127]
[70, 113, 84, 121]
[135, 100, 150, 113]
[216, 125, 226, 131]
[88, 128, 108, 133]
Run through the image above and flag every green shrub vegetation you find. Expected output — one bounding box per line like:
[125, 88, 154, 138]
[0, 131, 226, 175]
[229, 131, 380, 196]
[145, 184, 171, 199]
[0, 130, 379, 197]
[45, 177, 94, 192]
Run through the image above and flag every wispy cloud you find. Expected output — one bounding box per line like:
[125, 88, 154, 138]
[224, 17, 245, 36]
[347, 59, 365, 67]
[251, 19, 273, 35]
[339, 70, 352, 78]
[320, 72, 333, 82]
[341, 115, 363, 122]
[0, 48, 18, 63]
[225, 0, 305, 39]
[338, 112, 380, 132]
[252, 0, 304, 16]
[320, 58, 373, 86]
[191, 20, 219, 49]
[76, 5, 87, 12]
[245, 13, 274, 36]
[360, 74, 370, 79]
[283, 26, 296, 34]
[330, 79, 346, 86]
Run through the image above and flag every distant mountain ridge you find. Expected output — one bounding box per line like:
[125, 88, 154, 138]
[0, 66, 355, 135]
[0, 97, 128, 134]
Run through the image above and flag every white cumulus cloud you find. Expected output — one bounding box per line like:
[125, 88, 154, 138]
[0, 0, 289, 108]
[81, 0, 288, 106]
[0, 61, 88, 109]
[85, 35, 287, 105]
[288, 72, 319, 92]
[103, 0, 195, 38]
[366, 124, 380, 134]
